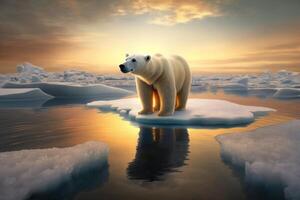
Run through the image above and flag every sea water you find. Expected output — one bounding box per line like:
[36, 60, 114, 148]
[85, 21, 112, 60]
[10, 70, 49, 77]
[0, 91, 299, 200]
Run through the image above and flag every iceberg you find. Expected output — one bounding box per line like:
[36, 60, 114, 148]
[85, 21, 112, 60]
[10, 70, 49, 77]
[246, 88, 278, 98]
[2, 62, 300, 99]
[273, 88, 300, 99]
[221, 83, 248, 91]
[0, 88, 53, 101]
[216, 120, 300, 200]
[87, 98, 275, 126]
[2, 82, 133, 99]
[0, 141, 109, 200]
[16, 62, 45, 74]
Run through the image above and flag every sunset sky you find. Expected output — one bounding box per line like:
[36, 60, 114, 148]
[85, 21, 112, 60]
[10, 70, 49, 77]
[0, 0, 299, 74]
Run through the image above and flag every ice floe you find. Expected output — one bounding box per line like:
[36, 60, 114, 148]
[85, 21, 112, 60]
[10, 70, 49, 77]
[16, 62, 45, 74]
[0, 88, 53, 101]
[2, 82, 133, 99]
[1, 62, 300, 99]
[273, 88, 300, 99]
[87, 98, 275, 126]
[0, 63, 134, 100]
[216, 120, 300, 200]
[0, 141, 108, 200]
[192, 71, 300, 98]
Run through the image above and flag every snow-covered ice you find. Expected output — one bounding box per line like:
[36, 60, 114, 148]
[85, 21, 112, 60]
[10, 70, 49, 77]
[0, 62, 134, 86]
[192, 71, 300, 98]
[0, 141, 108, 200]
[1, 62, 300, 99]
[87, 98, 275, 126]
[0, 88, 53, 101]
[2, 82, 133, 99]
[216, 120, 300, 200]
[0, 63, 134, 100]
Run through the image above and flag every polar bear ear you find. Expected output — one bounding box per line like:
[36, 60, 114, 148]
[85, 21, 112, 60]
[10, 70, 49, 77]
[145, 55, 151, 62]
[125, 53, 129, 57]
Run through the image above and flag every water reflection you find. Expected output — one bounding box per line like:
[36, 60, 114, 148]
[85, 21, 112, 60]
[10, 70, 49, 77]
[222, 89, 276, 99]
[42, 97, 100, 107]
[0, 99, 48, 108]
[127, 127, 189, 181]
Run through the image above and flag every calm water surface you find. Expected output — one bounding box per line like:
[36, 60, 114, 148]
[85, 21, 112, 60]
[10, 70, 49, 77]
[0, 92, 299, 200]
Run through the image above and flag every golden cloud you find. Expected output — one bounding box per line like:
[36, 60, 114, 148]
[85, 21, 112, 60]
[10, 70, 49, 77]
[114, 0, 222, 25]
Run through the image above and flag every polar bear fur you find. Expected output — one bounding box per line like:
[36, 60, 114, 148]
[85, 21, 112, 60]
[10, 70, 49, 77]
[119, 54, 191, 116]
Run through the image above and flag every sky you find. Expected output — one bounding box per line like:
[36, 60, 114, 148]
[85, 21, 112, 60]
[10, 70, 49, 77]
[0, 0, 299, 74]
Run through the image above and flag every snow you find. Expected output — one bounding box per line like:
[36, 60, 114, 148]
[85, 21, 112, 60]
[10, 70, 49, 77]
[0, 141, 108, 200]
[87, 98, 275, 126]
[2, 82, 133, 99]
[216, 120, 300, 200]
[0, 88, 53, 101]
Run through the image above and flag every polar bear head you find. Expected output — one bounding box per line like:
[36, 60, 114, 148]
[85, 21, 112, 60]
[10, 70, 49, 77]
[119, 54, 151, 74]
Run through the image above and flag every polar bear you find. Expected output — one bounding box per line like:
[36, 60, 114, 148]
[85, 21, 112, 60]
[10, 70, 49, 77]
[119, 54, 191, 116]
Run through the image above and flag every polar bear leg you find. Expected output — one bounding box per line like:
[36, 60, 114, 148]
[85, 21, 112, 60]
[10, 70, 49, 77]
[153, 90, 160, 111]
[156, 80, 176, 116]
[176, 79, 191, 110]
[136, 78, 153, 114]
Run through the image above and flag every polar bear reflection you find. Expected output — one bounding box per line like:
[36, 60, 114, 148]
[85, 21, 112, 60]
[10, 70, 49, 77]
[127, 127, 189, 181]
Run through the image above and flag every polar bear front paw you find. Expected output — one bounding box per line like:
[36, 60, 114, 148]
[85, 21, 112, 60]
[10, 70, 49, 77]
[153, 105, 160, 111]
[175, 107, 186, 111]
[138, 110, 153, 115]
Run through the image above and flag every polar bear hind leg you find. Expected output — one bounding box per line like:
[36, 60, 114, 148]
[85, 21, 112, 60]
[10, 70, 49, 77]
[176, 78, 191, 111]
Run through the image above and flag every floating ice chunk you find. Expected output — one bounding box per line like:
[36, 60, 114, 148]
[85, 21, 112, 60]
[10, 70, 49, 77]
[16, 62, 44, 74]
[214, 76, 249, 92]
[0, 75, 7, 88]
[216, 120, 300, 200]
[0, 88, 53, 101]
[87, 98, 275, 126]
[3, 82, 133, 99]
[221, 83, 248, 91]
[3, 62, 300, 98]
[31, 75, 41, 83]
[191, 84, 208, 92]
[247, 88, 278, 98]
[0, 74, 6, 81]
[273, 88, 300, 99]
[0, 141, 108, 200]
[277, 69, 292, 77]
[237, 77, 248, 86]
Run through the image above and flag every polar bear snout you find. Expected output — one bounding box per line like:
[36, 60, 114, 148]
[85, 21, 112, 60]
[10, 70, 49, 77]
[119, 63, 134, 73]
[119, 64, 129, 73]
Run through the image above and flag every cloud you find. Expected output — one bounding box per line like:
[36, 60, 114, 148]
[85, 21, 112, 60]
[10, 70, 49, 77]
[0, 0, 119, 70]
[0, 0, 228, 70]
[264, 42, 300, 51]
[194, 40, 300, 71]
[114, 0, 228, 25]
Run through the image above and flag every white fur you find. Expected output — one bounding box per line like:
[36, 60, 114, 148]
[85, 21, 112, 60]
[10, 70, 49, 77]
[120, 54, 191, 116]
